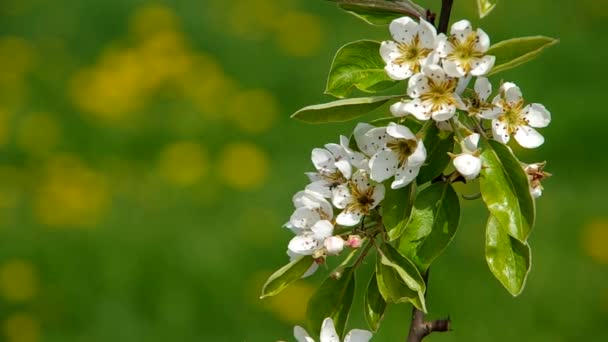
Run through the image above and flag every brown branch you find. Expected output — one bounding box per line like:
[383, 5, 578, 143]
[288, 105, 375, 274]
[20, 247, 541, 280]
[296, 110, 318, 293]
[437, 0, 454, 34]
[406, 270, 451, 342]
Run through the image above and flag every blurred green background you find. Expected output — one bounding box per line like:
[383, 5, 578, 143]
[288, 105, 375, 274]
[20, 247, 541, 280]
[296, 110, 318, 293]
[0, 0, 606, 341]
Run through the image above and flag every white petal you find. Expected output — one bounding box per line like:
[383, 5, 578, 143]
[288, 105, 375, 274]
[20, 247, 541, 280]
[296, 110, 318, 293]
[305, 180, 332, 199]
[407, 73, 428, 98]
[289, 207, 321, 230]
[420, 51, 439, 68]
[369, 150, 398, 183]
[312, 220, 334, 239]
[470, 55, 495, 76]
[385, 62, 414, 80]
[389, 16, 418, 43]
[523, 103, 551, 128]
[453, 154, 482, 180]
[456, 74, 472, 95]
[407, 141, 427, 166]
[442, 59, 466, 78]
[387, 122, 415, 140]
[422, 64, 446, 83]
[351, 171, 370, 192]
[306, 172, 323, 182]
[435, 33, 451, 57]
[294, 326, 315, 342]
[514, 125, 545, 149]
[530, 186, 542, 199]
[475, 28, 491, 52]
[312, 148, 334, 171]
[500, 82, 522, 105]
[335, 159, 352, 180]
[418, 17, 437, 49]
[431, 104, 457, 121]
[380, 41, 399, 64]
[288, 234, 319, 255]
[370, 183, 385, 207]
[359, 127, 389, 157]
[478, 106, 503, 119]
[403, 99, 431, 121]
[325, 143, 347, 160]
[450, 20, 472, 41]
[324, 236, 345, 255]
[295, 190, 333, 215]
[491, 120, 510, 144]
[336, 210, 363, 226]
[463, 133, 480, 152]
[320, 318, 340, 342]
[392, 164, 420, 189]
[390, 100, 410, 117]
[332, 184, 352, 209]
[474, 77, 492, 101]
[344, 329, 373, 342]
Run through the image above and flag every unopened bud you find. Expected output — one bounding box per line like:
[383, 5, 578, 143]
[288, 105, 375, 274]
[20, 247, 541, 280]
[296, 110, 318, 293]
[346, 235, 363, 248]
[324, 236, 345, 255]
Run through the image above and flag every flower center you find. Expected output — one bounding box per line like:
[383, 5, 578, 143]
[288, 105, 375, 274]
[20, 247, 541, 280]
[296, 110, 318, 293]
[420, 77, 458, 113]
[499, 100, 526, 133]
[386, 139, 418, 167]
[395, 35, 433, 73]
[448, 34, 484, 72]
[346, 182, 375, 214]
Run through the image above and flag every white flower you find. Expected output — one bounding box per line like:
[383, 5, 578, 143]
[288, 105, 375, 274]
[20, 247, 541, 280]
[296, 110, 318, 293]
[436, 19, 495, 77]
[285, 190, 333, 234]
[380, 17, 438, 80]
[306, 136, 368, 197]
[466, 77, 502, 119]
[294, 317, 372, 342]
[288, 220, 334, 256]
[491, 82, 551, 148]
[452, 133, 481, 180]
[394, 65, 466, 121]
[367, 123, 427, 189]
[323, 236, 345, 255]
[353, 123, 388, 158]
[524, 162, 551, 198]
[332, 171, 385, 226]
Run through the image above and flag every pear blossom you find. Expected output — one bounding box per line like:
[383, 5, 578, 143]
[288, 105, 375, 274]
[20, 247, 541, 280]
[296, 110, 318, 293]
[393, 65, 466, 121]
[466, 77, 502, 119]
[353, 123, 387, 158]
[524, 162, 551, 198]
[452, 133, 482, 180]
[323, 236, 345, 255]
[380, 17, 438, 80]
[294, 317, 372, 342]
[491, 82, 551, 148]
[437, 19, 495, 77]
[285, 190, 333, 234]
[346, 235, 362, 248]
[332, 171, 385, 226]
[288, 220, 334, 256]
[367, 123, 427, 189]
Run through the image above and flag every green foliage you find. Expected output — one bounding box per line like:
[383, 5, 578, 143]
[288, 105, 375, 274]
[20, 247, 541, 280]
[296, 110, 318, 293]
[417, 125, 454, 184]
[260, 256, 315, 298]
[291, 95, 399, 123]
[306, 266, 356, 338]
[328, 0, 426, 25]
[376, 243, 426, 312]
[325, 40, 396, 98]
[338, 4, 404, 25]
[479, 139, 535, 242]
[364, 272, 387, 332]
[477, 0, 497, 18]
[488, 36, 559, 75]
[398, 182, 460, 272]
[486, 215, 531, 296]
[382, 182, 416, 241]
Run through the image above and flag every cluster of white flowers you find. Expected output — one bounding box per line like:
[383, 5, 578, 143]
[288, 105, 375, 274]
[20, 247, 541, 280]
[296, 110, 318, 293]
[381, 17, 551, 184]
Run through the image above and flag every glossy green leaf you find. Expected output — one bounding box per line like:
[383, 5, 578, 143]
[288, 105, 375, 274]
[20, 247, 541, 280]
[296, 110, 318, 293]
[398, 182, 460, 272]
[325, 40, 397, 98]
[486, 215, 531, 296]
[383, 182, 416, 241]
[291, 95, 399, 124]
[306, 266, 356, 338]
[260, 256, 315, 298]
[364, 272, 387, 332]
[328, 1, 426, 25]
[479, 139, 535, 242]
[376, 243, 426, 312]
[488, 36, 559, 75]
[417, 124, 454, 184]
[477, 0, 497, 18]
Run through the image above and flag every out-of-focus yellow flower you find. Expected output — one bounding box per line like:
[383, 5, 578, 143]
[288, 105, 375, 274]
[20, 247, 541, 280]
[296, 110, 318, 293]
[251, 271, 314, 323]
[0, 37, 34, 109]
[137, 30, 193, 90]
[582, 219, 608, 264]
[3, 313, 39, 342]
[129, 4, 180, 39]
[0, 260, 38, 302]
[227, 89, 279, 134]
[16, 112, 61, 157]
[227, 0, 283, 40]
[275, 12, 323, 57]
[218, 142, 270, 190]
[158, 141, 208, 186]
[34, 155, 110, 228]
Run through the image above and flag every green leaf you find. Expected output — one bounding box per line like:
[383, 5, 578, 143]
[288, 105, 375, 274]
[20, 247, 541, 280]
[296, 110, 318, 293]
[479, 139, 535, 242]
[306, 266, 356, 338]
[376, 243, 426, 311]
[364, 272, 387, 332]
[325, 40, 397, 98]
[477, 0, 497, 18]
[382, 182, 416, 241]
[260, 256, 315, 298]
[328, 1, 426, 25]
[291, 95, 400, 124]
[488, 36, 559, 75]
[417, 124, 454, 184]
[486, 215, 531, 296]
[398, 182, 460, 272]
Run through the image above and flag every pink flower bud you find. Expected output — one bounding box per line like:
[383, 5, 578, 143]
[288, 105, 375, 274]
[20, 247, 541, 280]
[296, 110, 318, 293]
[323, 236, 344, 255]
[346, 235, 363, 248]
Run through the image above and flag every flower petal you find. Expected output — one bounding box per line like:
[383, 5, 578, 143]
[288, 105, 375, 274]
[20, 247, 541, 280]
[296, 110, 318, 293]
[332, 184, 352, 209]
[474, 77, 492, 102]
[387, 122, 416, 140]
[436, 33, 451, 57]
[456, 74, 472, 95]
[523, 103, 551, 128]
[389, 16, 418, 44]
[418, 17, 437, 49]
[407, 73, 428, 98]
[379, 40, 399, 64]
[514, 125, 545, 148]
[325, 143, 347, 161]
[407, 141, 427, 166]
[344, 329, 373, 342]
[453, 154, 482, 180]
[500, 82, 522, 105]
[475, 28, 491, 52]
[305, 180, 332, 198]
[294, 326, 315, 342]
[312, 148, 334, 171]
[392, 164, 420, 189]
[530, 186, 542, 198]
[337, 210, 363, 226]
[324, 236, 345, 255]
[351, 171, 371, 192]
[450, 20, 473, 41]
[385, 62, 414, 80]
[423, 64, 446, 83]
[370, 183, 385, 207]
[491, 120, 510, 144]
[289, 207, 321, 231]
[288, 234, 319, 255]
[369, 150, 398, 183]
[478, 106, 502, 119]
[431, 103, 457, 121]
[390, 100, 410, 117]
[403, 99, 431, 121]
[312, 220, 334, 239]
[442, 59, 466, 78]
[470, 55, 495, 76]
[463, 133, 480, 152]
[335, 159, 352, 180]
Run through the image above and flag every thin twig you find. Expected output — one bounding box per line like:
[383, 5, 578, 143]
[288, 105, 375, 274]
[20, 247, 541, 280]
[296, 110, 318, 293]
[406, 270, 451, 342]
[437, 0, 454, 34]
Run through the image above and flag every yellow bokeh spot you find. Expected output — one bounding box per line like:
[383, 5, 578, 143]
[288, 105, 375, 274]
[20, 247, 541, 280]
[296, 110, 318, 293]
[227, 89, 279, 134]
[3, 313, 39, 342]
[34, 155, 110, 228]
[218, 142, 270, 190]
[0, 260, 38, 302]
[275, 12, 322, 57]
[16, 112, 61, 157]
[252, 271, 314, 323]
[129, 4, 180, 39]
[227, 0, 282, 40]
[582, 220, 608, 264]
[158, 141, 208, 186]
[0, 37, 34, 82]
